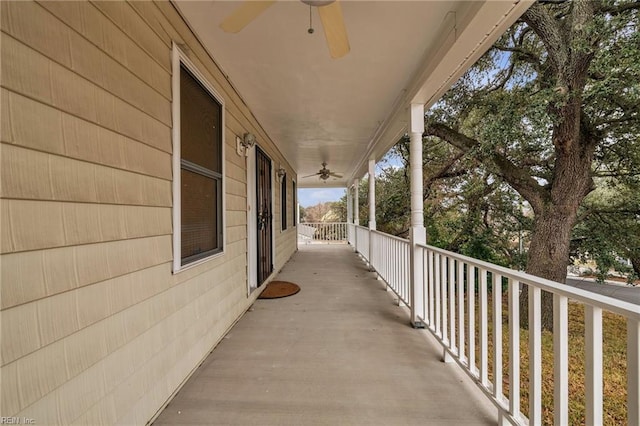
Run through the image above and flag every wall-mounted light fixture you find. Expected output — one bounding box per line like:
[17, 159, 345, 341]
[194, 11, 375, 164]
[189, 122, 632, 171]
[236, 132, 256, 156]
[276, 166, 286, 182]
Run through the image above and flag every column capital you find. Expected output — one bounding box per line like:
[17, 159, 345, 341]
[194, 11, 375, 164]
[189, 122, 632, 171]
[410, 103, 425, 134]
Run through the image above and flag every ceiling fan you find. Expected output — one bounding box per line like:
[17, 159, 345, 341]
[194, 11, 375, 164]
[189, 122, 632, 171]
[220, 1, 350, 59]
[302, 162, 343, 181]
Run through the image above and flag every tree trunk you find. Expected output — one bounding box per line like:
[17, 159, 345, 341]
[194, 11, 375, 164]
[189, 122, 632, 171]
[519, 142, 595, 331]
[630, 254, 640, 280]
[520, 206, 577, 331]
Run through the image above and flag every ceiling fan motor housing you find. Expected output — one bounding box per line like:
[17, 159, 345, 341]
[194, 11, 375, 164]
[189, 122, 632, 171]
[301, 1, 335, 7]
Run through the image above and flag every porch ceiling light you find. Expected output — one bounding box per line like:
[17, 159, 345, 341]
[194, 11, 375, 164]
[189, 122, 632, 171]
[236, 132, 256, 156]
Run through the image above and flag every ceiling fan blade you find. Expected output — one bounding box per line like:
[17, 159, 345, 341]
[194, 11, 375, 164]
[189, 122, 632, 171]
[329, 172, 343, 178]
[318, 1, 350, 59]
[220, 1, 276, 33]
[301, 172, 321, 178]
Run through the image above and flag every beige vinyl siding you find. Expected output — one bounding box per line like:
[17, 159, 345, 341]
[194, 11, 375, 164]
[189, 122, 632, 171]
[0, 1, 296, 424]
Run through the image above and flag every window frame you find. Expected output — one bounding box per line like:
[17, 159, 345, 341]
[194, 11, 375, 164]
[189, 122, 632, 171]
[281, 173, 287, 231]
[172, 43, 226, 273]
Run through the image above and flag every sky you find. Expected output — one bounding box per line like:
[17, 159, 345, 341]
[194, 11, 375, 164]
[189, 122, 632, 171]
[298, 188, 345, 207]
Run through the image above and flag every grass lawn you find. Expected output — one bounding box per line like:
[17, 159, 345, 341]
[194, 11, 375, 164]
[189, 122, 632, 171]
[471, 295, 628, 424]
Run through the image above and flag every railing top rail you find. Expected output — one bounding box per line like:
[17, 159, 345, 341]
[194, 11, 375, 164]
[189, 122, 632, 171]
[371, 229, 410, 244]
[417, 242, 640, 319]
[300, 222, 347, 225]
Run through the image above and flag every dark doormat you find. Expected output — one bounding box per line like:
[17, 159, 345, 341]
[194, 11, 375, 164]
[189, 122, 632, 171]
[258, 281, 300, 299]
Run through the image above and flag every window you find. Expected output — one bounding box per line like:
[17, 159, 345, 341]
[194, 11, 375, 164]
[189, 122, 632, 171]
[281, 174, 287, 231]
[172, 44, 225, 271]
[292, 180, 296, 226]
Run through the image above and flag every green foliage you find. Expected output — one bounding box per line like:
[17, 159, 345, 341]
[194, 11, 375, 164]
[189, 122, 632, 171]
[572, 179, 640, 281]
[420, 1, 640, 280]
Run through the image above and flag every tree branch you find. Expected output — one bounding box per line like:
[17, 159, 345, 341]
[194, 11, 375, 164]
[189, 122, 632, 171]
[425, 122, 548, 213]
[521, 3, 568, 77]
[598, 1, 640, 16]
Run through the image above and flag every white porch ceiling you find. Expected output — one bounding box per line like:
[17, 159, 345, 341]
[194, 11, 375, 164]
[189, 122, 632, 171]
[175, 1, 530, 188]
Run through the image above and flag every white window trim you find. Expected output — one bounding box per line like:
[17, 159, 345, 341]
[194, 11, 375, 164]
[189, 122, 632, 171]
[172, 42, 226, 273]
[281, 172, 287, 232]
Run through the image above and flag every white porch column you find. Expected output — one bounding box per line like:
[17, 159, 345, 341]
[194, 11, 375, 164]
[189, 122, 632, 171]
[346, 186, 353, 245]
[353, 178, 360, 252]
[409, 103, 426, 328]
[368, 159, 376, 231]
[347, 186, 353, 224]
[368, 159, 376, 270]
[354, 179, 360, 226]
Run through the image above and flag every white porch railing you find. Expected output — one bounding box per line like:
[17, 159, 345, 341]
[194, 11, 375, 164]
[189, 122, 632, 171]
[298, 222, 347, 242]
[350, 226, 640, 425]
[354, 225, 369, 262]
[370, 230, 411, 306]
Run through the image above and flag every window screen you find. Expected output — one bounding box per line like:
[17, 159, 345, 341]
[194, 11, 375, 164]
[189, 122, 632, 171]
[281, 174, 287, 231]
[179, 64, 223, 265]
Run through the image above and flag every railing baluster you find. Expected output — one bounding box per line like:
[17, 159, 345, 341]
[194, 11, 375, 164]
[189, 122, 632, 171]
[528, 285, 541, 424]
[508, 279, 520, 419]
[435, 253, 442, 337]
[390, 239, 394, 292]
[553, 294, 568, 425]
[468, 266, 476, 375]
[479, 268, 488, 387]
[493, 273, 503, 401]
[449, 257, 456, 354]
[628, 319, 640, 426]
[441, 254, 448, 344]
[458, 261, 465, 361]
[585, 305, 603, 426]
[422, 249, 428, 323]
[428, 250, 435, 330]
[406, 244, 410, 305]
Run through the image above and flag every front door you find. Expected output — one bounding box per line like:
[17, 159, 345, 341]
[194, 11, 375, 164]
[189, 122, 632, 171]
[256, 147, 273, 286]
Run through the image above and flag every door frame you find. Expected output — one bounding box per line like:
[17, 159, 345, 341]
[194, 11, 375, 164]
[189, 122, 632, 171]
[246, 145, 257, 294]
[250, 145, 275, 291]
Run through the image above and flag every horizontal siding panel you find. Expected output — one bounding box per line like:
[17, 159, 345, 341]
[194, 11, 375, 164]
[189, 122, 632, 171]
[112, 266, 247, 424]
[1, 262, 172, 374]
[11, 255, 246, 422]
[1, 35, 171, 153]
[0, 303, 41, 366]
[0, 362, 19, 415]
[226, 177, 246, 199]
[1, 1, 73, 68]
[226, 193, 246, 212]
[227, 225, 247, 245]
[1, 90, 172, 179]
[39, 1, 171, 98]
[91, 1, 171, 69]
[226, 161, 246, 184]
[170, 239, 246, 286]
[127, 1, 173, 48]
[226, 210, 246, 228]
[1, 144, 171, 206]
[1, 200, 171, 253]
[2, 1, 170, 124]
[1, 236, 172, 310]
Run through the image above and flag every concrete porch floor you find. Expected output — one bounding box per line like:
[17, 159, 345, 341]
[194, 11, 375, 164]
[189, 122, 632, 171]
[153, 244, 496, 425]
